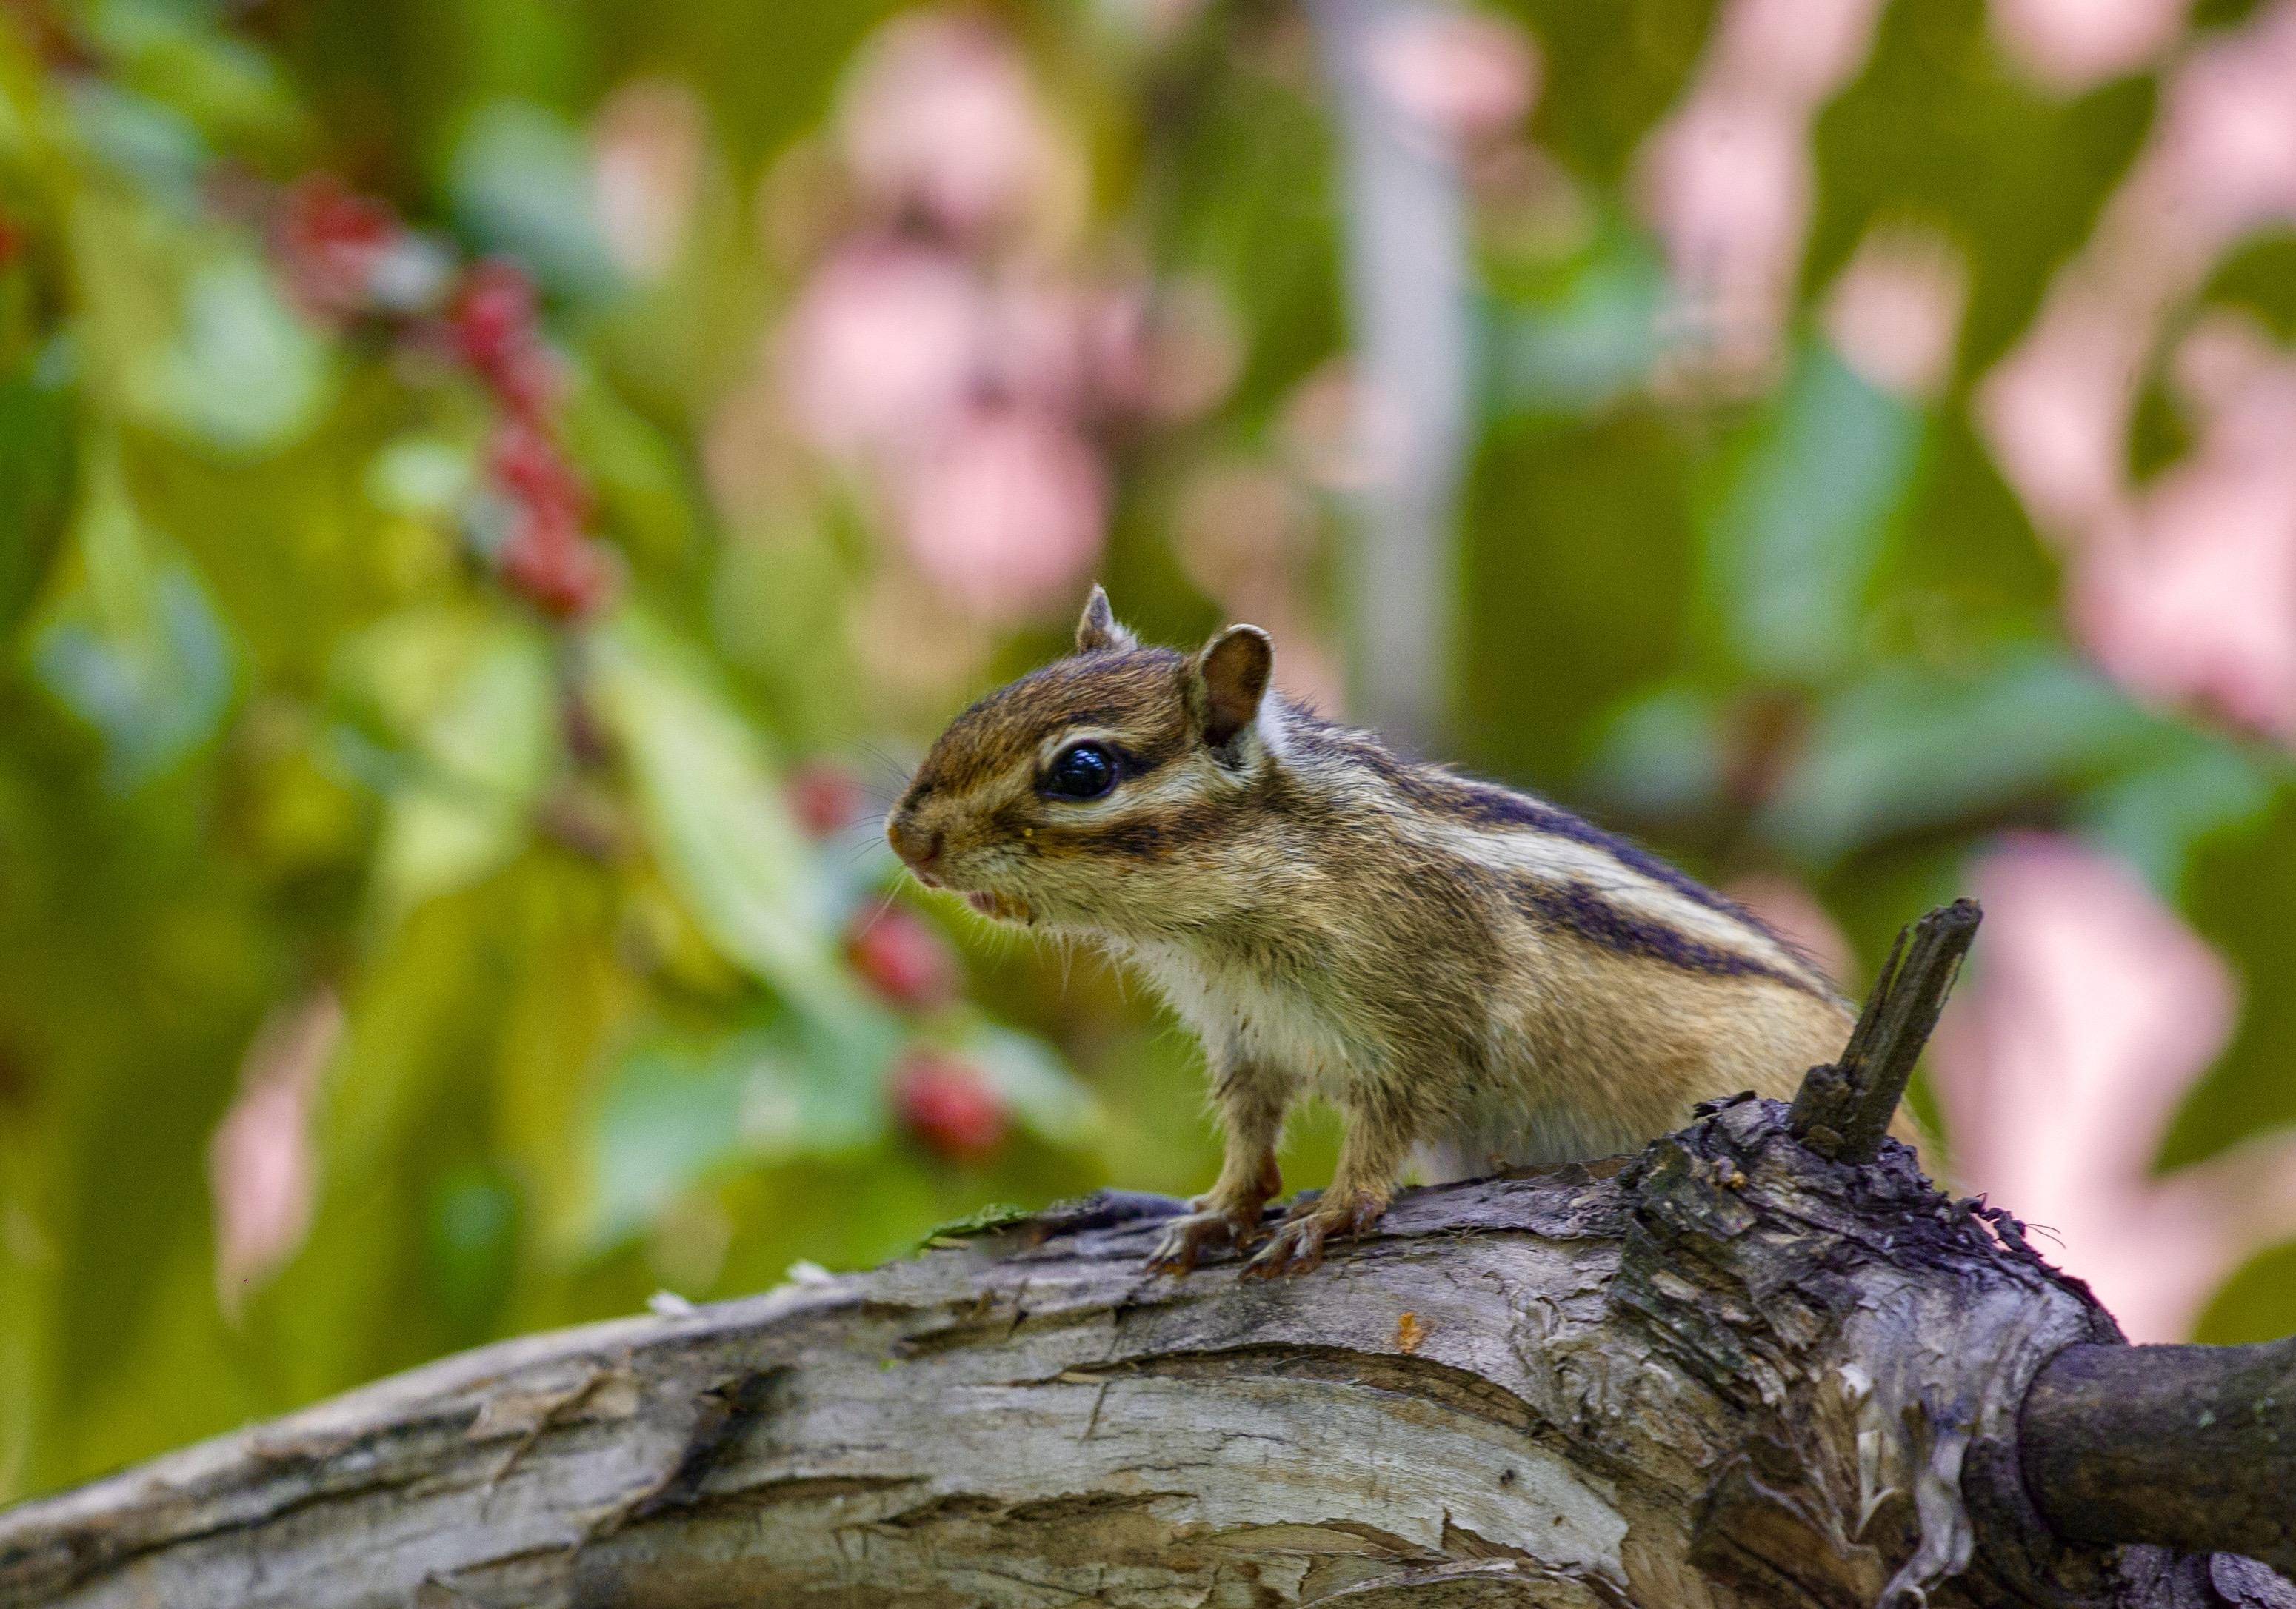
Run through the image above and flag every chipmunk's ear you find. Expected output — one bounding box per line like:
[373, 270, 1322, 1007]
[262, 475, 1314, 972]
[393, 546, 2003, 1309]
[1192, 625, 1273, 748]
[1075, 585, 1138, 654]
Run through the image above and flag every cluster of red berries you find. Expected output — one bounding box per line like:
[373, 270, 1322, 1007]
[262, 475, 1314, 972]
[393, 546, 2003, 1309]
[270, 174, 614, 621]
[790, 762, 1012, 1163]
[487, 414, 611, 620]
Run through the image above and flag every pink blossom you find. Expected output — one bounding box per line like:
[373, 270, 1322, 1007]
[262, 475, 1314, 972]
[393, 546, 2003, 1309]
[778, 241, 988, 459]
[1975, 280, 2146, 543]
[1981, 6, 2296, 741]
[1712, 0, 1886, 101]
[593, 78, 707, 281]
[1169, 459, 1346, 710]
[982, 276, 1094, 415]
[1820, 224, 1967, 402]
[1078, 276, 1242, 424]
[1982, 1, 2296, 548]
[1990, 0, 2194, 95]
[208, 991, 344, 1319]
[1279, 361, 1409, 492]
[1638, 95, 1809, 387]
[1636, 0, 1887, 387]
[836, 13, 1072, 241]
[2073, 330, 2296, 741]
[1366, 7, 1540, 148]
[1173, 461, 1319, 608]
[2146, 1, 2296, 244]
[1932, 837, 2296, 1341]
[896, 401, 1107, 620]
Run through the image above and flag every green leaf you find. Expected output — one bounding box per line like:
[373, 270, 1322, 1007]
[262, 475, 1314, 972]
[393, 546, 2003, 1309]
[1759, 646, 2167, 867]
[561, 371, 699, 567]
[764, 1007, 901, 1154]
[590, 1037, 750, 1245]
[27, 451, 234, 791]
[87, 0, 306, 155]
[424, 1164, 520, 1337]
[0, 341, 79, 635]
[2075, 733, 2280, 896]
[589, 1011, 898, 1246]
[65, 79, 207, 199]
[448, 100, 620, 300]
[591, 608, 844, 1012]
[366, 436, 478, 521]
[1705, 345, 1923, 683]
[1482, 226, 1666, 421]
[135, 255, 333, 455]
[2192, 1238, 2296, 1345]
[361, 612, 557, 921]
[1581, 681, 1729, 820]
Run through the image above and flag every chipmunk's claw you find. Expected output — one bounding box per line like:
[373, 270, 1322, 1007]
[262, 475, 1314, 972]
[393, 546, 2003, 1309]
[1238, 1194, 1385, 1279]
[1144, 1206, 1264, 1275]
[1239, 1216, 1327, 1278]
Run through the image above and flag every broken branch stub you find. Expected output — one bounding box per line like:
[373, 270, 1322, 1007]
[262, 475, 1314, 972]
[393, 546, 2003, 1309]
[1791, 897, 1982, 1163]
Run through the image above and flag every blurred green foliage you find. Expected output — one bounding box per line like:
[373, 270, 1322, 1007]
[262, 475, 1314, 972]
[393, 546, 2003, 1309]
[1, 0, 2294, 1504]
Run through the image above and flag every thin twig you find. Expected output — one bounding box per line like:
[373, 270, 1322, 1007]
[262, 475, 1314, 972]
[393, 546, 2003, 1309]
[1789, 898, 1982, 1163]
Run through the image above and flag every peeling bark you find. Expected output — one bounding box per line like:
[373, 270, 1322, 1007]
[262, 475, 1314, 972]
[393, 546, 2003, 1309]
[4, 1097, 2291, 1608]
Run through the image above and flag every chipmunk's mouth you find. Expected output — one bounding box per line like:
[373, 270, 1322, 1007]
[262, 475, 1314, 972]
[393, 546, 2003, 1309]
[898, 848, 1032, 923]
[964, 889, 1032, 923]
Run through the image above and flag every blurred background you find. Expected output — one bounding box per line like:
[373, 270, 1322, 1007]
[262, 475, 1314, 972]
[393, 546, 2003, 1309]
[4, 0, 2296, 1500]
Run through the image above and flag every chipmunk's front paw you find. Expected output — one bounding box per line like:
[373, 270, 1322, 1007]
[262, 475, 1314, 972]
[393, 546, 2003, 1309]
[1239, 1192, 1386, 1279]
[1144, 1203, 1266, 1275]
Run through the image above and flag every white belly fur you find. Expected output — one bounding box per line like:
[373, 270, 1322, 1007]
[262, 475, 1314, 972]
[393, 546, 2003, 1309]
[1118, 940, 1366, 1097]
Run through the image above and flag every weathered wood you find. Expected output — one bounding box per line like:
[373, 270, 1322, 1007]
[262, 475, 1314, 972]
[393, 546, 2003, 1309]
[1791, 898, 1982, 1163]
[2023, 1337, 2296, 1579]
[4, 1095, 2288, 1609]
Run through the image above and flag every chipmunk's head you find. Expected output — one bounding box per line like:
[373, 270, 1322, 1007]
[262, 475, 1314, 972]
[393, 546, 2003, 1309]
[887, 587, 1281, 932]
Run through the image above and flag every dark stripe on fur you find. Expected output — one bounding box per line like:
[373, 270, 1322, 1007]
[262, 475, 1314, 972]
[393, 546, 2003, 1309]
[1034, 803, 1237, 863]
[1509, 880, 1827, 997]
[1283, 706, 1818, 974]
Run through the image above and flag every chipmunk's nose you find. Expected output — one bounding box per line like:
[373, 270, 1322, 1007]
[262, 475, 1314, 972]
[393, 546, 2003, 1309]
[886, 812, 944, 881]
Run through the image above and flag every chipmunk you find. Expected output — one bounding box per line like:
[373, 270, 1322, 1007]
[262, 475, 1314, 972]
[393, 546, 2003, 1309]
[887, 588, 1872, 1277]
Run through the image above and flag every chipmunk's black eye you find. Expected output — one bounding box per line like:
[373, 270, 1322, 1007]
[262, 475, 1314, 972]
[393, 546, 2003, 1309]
[1044, 740, 1119, 801]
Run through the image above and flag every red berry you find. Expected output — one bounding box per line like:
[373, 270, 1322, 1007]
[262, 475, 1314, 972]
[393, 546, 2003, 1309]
[501, 511, 613, 620]
[449, 259, 560, 413]
[891, 1049, 1009, 1163]
[788, 761, 867, 839]
[846, 906, 960, 1011]
[275, 174, 398, 318]
[490, 419, 590, 525]
[451, 259, 537, 362]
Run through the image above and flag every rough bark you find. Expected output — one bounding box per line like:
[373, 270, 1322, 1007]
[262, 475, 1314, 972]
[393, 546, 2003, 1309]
[4, 1094, 2292, 1609]
[2024, 1337, 2296, 1576]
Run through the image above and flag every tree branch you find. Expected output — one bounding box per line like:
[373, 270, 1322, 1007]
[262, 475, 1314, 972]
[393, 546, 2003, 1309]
[2023, 1337, 2296, 1579]
[1791, 897, 1982, 1162]
[4, 1094, 2290, 1608]
[7, 901, 2294, 1608]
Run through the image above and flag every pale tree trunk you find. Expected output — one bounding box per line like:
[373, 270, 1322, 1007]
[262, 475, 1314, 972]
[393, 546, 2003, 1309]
[2, 911, 2292, 1609]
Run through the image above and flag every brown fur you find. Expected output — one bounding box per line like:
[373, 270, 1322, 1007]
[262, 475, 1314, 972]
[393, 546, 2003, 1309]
[888, 592, 1882, 1276]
